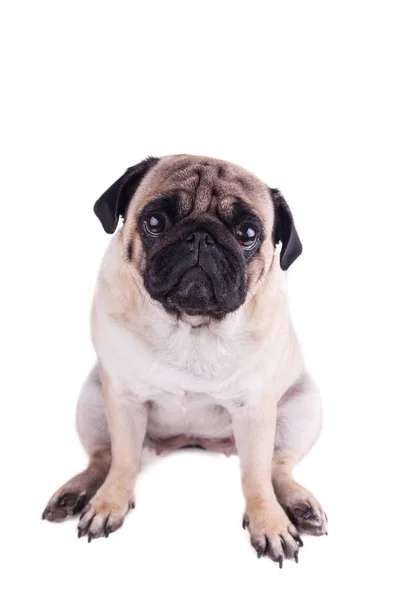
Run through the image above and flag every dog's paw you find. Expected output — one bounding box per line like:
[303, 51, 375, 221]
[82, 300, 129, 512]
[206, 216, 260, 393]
[243, 500, 303, 566]
[285, 495, 328, 536]
[77, 491, 134, 541]
[43, 484, 88, 522]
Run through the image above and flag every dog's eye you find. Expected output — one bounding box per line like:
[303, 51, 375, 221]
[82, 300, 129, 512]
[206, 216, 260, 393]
[145, 213, 166, 235]
[235, 223, 258, 248]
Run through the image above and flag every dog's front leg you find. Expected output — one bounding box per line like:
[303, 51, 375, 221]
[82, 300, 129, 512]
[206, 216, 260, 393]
[78, 371, 148, 541]
[232, 400, 302, 566]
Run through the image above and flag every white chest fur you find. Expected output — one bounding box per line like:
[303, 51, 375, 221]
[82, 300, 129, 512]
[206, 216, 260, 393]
[93, 301, 265, 441]
[94, 297, 265, 401]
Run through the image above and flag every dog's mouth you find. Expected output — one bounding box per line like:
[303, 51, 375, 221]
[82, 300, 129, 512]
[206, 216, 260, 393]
[143, 228, 247, 319]
[164, 266, 225, 318]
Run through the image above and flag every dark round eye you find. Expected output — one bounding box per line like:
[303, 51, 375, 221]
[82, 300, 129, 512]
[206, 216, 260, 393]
[145, 213, 166, 235]
[235, 223, 258, 247]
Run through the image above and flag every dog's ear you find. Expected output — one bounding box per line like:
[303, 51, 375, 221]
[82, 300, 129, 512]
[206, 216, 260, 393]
[93, 156, 159, 233]
[270, 188, 303, 270]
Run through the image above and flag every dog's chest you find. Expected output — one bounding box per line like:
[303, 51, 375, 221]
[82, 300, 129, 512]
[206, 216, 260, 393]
[96, 305, 267, 444]
[106, 314, 265, 406]
[143, 327, 261, 439]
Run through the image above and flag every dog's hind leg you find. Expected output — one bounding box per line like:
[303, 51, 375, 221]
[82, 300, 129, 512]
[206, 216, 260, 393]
[43, 365, 111, 522]
[272, 372, 328, 536]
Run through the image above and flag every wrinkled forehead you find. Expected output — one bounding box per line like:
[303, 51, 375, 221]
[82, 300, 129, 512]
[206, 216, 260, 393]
[131, 154, 273, 222]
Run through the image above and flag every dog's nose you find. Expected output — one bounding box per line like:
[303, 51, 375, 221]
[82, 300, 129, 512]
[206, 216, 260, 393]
[185, 231, 215, 247]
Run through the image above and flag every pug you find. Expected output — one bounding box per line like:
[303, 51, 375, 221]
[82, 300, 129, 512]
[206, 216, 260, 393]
[43, 154, 327, 565]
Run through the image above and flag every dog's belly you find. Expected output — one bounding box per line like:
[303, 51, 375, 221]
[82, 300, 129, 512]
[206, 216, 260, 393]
[146, 392, 234, 452]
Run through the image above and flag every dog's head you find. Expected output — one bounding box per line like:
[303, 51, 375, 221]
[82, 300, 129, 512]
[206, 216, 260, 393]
[94, 155, 302, 320]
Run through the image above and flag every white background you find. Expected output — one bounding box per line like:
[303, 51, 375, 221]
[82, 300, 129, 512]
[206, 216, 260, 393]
[1, 1, 399, 598]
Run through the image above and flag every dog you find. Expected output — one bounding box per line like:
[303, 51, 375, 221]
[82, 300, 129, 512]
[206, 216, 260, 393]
[43, 154, 327, 566]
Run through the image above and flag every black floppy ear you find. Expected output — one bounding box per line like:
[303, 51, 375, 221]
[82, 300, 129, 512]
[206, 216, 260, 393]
[270, 188, 303, 270]
[93, 156, 159, 233]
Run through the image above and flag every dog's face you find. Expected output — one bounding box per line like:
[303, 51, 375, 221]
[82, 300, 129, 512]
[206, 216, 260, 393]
[94, 155, 302, 319]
